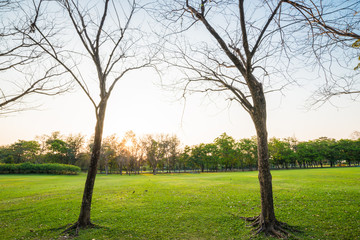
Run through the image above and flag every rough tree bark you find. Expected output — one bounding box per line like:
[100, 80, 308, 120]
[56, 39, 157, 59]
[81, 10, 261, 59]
[247, 83, 289, 236]
[77, 101, 107, 227]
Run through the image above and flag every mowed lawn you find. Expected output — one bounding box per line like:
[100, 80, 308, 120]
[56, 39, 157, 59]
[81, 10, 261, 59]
[0, 168, 359, 240]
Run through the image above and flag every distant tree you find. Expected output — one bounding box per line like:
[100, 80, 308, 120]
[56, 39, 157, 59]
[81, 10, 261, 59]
[141, 134, 161, 175]
[283, 137, 298, 168]
[336, 139, 360, 167]
[154, 134, 181, 173]
[237, 137, 258, 171]
[269, 138, 295, 169]
[165, 135, 181, 173]
[0, 140, 40, 163]
[0, 146, 13, 163]
[296, 141, 319, 168]
[178, 145, 191, 172]
[100, 135, 118, 175]
[354, 139, 360, 165]
[189, 143, 207, 172]
[232, 142, 245, 171]
[214, 133, 236, 171]
[121, 131, 142, 175]
[47, 139, 67, 155]
[65, 134, 85, 166]
[75, 152, 91, 171]
[116, 139, 129, 176]
[45, 138, 68, 163]
[312, 137, 336, 168]
[38, 132, 85, 165]
[203, 143, 218, 172]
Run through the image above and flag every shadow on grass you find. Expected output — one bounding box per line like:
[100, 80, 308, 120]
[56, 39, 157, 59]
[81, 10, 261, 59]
[28, 223, 110, 239]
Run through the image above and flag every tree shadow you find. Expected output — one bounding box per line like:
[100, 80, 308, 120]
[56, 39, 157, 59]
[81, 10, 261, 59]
[33, 223, 109, 239]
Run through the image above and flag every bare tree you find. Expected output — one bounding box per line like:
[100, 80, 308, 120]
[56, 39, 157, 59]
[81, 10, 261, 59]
[157, 0, 290, 236]
[0, 1, 69, 115]
[101, 134, 118, 175]
[161, 134, 180, 173]
[155, 0, 359, 237]
[20, 0, 154, 232]
[141, 134, 170, 175]
[141, 134, 160, 175]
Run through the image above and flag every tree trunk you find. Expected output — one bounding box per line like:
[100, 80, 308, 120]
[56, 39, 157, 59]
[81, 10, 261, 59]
[251, 98, 277, 230]
[77, 101, 107, 227]
[244, 83, 290, 237]
[255, 121, 276, 228]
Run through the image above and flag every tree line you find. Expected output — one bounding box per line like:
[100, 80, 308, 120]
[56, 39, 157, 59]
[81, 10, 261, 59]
[1, 131, 359, 174]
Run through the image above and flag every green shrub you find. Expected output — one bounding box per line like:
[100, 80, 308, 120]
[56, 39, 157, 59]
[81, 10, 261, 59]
[0, 163, 81, 175]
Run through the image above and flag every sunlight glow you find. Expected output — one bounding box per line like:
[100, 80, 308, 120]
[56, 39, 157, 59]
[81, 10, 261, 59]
[125, 140, 133, 148]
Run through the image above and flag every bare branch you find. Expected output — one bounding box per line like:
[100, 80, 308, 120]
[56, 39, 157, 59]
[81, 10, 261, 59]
[284, 0, 360, 40]
[250, 0, 283, 58]
[0, 1, 71, 114]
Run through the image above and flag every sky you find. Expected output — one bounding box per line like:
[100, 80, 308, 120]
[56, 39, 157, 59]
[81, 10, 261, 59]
[1, 1, 359, 147]
[0, 66, 359, 147]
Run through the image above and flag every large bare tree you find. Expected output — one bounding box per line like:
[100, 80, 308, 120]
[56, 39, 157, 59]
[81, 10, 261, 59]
[21, 0, 154, 232]
[156, 0, 360, 237]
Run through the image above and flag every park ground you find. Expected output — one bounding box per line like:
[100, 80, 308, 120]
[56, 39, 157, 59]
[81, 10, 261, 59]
[0, 167, 359, 240]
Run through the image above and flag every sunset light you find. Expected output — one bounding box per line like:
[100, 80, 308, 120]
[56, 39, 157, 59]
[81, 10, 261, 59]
[125, 139, 133, 149]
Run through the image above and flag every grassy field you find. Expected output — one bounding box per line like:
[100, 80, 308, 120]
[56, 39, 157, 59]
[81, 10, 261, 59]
[0, 168, 359, 240]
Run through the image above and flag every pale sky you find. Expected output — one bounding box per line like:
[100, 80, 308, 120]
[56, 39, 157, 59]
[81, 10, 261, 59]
[0, 66, 359, 147]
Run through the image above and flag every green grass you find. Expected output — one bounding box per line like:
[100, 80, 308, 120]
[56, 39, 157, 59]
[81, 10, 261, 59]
[0, 168, 359, 240]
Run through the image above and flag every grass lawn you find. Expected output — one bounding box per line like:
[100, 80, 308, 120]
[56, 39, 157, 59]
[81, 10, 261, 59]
[0, 167, 359, 240]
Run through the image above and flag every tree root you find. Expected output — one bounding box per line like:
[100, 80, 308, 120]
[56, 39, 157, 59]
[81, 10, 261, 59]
[241, 215, 300, 239]
[62, 221, 97, 236]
